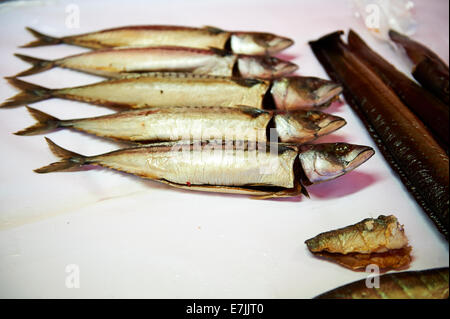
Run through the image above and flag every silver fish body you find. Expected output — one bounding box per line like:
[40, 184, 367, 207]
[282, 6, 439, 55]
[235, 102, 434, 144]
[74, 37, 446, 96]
[22, 25, 294, 56]
[17, 106, 346, 145]
[1, 74, 269, 109]
[13, 48, 298, 79]
[35, 140, 374, 198]
[2, 74, 342, 110]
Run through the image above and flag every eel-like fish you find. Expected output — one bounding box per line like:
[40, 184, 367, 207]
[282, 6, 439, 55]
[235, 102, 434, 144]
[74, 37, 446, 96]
[34, 139, 374, 199]
[1, 73, 342, 111]
[347, 30, 449, 148]
[21, 25, 294, 56]
[389, 30, 449, 105]
[412, 56, 449, 106]
[309, 31, 449, 239]
[315, 267, 449, 299]
[13, 47, 298, 79]
[305, 215, 411, 271]
[15, 106, 346, 144]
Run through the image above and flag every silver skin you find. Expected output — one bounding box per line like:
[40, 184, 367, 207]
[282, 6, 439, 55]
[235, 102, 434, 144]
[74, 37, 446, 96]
[52, 73, 271, 109]
[36, 140, 374, 198]
[14, 47, 298, 79]
[271, 76, 343, 110]
[22, 25, 294, 56]
[298, 143, 375, 184]
[3, 73, 342, 110]
[17, 106, 346, 145]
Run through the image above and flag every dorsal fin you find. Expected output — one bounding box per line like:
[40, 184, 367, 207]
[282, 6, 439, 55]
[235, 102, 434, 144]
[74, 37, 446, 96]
[203, 25, 226, 34]
[232, 77, 266, 88]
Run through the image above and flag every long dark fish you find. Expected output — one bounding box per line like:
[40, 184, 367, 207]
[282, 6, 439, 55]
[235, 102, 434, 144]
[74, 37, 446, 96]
[15, 106, 346, 144]
[34, 139, 374, 199]
[347, 30, 449, 148]
[20, 25, 294, 56]
[12, 47, 298, 80]
[1, 74, 342, 111]
[315, 268, 449, 299]
[412, 56, 450, 105]
[389, 30, 449, 105]
[309, 31, 449, 239]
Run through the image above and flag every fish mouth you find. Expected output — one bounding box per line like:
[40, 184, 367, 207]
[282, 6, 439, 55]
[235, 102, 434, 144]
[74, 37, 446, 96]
[344, 146, 375, 173]
[276, 62, 299, 77]
[315, 83, 343, 107]
[267, 37, 294, 54]
[317, 117, 347, 137]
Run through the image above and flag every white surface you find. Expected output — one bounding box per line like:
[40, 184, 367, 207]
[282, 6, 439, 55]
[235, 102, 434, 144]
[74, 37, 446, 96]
[0, 0, 448, 298]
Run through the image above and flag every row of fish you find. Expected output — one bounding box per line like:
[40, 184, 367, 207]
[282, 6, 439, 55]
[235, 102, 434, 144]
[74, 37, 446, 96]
[1, 25, 375, 198]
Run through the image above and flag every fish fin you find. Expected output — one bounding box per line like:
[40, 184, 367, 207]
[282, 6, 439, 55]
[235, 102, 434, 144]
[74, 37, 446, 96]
[34, 137, 88, 173]
[14, 106, 60, 136]
[20, 27, 62, 48]
[13, 53, 55, 77]
[1, 77, 52, 108]
[203, 26, 226, 34]
[251, 182, 304, 199]
[158, 179, 292, 197]
[208, 47, 232, 56]
[232, 77, 266, 88]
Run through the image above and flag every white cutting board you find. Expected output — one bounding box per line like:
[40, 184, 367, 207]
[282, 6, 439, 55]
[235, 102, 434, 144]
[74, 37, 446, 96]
[0, 0, 448, 298]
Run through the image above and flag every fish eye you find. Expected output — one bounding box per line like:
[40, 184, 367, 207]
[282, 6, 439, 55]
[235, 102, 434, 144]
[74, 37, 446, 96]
[307, 111, 320, 120]
[335, 144, 349, 154]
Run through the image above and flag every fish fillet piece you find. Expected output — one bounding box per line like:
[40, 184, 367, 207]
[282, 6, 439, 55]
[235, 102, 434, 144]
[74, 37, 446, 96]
[305, 215, 411, 271]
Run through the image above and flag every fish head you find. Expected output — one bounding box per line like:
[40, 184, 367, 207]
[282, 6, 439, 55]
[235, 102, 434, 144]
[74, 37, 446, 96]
[271, 76, 343, 110]
[237, 55, 298, 79]
[298, 143, 374, 184]
[230, 32, 294, 55]
[274, 110, 346, 143]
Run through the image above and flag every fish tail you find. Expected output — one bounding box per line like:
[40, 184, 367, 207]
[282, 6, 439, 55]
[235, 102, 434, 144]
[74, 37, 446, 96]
[13, 53, 55, 77]
[1, 77, 52, 108]
[15, 106, 60, 136]
[34, 137, 88, 173]
[20, 27, 63, 48]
